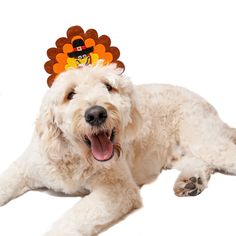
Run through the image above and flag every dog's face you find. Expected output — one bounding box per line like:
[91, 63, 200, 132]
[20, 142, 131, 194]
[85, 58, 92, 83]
[37, 64, 140, 162]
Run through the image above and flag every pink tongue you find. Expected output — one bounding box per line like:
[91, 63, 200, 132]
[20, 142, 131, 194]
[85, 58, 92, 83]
[88, 133, 114, 161]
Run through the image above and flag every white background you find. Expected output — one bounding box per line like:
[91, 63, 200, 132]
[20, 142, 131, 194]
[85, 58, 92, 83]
[0, 0, 236, 235]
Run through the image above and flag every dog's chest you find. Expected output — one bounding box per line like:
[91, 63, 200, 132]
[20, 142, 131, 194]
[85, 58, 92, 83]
[45, 157, 93, 194]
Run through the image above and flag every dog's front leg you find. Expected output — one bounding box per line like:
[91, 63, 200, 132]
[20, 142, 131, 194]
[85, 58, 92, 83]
[0, 160, 29, 206]
[44, 166, 142, 236]
[0, 143, 41, 206]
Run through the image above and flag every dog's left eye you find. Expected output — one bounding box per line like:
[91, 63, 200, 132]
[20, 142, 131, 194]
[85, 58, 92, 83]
[67, 91, 76, 100]
[105, 83, 113, 92]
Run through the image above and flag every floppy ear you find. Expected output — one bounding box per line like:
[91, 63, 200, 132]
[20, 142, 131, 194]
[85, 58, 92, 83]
[35, 102, 66, 160]
[114, 75, 142, 142]
[125, 89, 142, 141]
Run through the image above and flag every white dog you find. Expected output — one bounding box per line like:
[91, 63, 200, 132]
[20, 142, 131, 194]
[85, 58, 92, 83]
[1, 63, 236, 235]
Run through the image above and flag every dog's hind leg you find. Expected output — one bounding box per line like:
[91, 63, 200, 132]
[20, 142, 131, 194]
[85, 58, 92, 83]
[207, 140, 236, 175]
[172, 156, 212, 197]
[172, 134, 236, 197]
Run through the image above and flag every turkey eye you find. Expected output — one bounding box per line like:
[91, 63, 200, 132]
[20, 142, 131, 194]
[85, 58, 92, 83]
[105, 83, 113, 92]
[67, 91, 76, 100]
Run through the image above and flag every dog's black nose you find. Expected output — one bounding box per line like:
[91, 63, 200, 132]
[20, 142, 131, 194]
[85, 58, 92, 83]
[85, 105, 108, 126]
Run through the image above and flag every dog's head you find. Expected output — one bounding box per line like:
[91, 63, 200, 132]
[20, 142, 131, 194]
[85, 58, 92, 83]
[36, 64, 141, 163]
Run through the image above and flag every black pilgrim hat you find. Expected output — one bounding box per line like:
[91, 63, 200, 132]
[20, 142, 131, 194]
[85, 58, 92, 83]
[68, 39, 94, 58]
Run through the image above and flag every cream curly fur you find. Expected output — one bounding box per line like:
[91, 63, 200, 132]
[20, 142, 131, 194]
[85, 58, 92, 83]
[1, 63, 236, 235]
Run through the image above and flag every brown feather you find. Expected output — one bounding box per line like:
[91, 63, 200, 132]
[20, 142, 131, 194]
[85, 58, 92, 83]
[67, 26, 84, 41]
[108, 47, 120, 61]
[84, 29, 98, 41]
[47, 74, 56, 87]
[97, 35, 111, 50]
[56, 37, 70, 48]
[47, 48, 61, 59]
[115, 61, 125, 71]
[44, 60, 56, 74]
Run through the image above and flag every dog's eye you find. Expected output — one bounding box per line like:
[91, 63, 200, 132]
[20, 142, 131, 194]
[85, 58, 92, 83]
[67, 91, 76, 100]
[105, 83, 113, 92]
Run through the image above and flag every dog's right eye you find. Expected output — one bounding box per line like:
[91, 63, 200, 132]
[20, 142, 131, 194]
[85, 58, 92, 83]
[105, 83, 113, 92]
[67, 91, 76, 100]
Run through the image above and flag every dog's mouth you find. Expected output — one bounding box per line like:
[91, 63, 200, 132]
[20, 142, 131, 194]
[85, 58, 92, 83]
[84, 128, 115, 162]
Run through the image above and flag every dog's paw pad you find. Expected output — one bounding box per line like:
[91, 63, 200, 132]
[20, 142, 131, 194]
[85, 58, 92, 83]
[197, 177, 203, 185]
[189, 177, 197, 183]
[185, 182, 195, 190]
[174, 176, 204, 197]
[188, 189, 198, 196]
